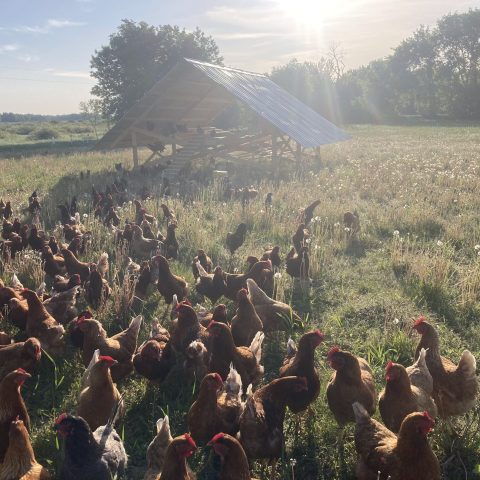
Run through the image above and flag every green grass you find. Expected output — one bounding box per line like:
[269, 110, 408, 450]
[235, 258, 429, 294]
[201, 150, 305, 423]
[1, 124, 480, 479]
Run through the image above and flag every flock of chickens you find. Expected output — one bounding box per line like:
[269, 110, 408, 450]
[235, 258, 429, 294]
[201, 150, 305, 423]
[0, 187, 477, 480]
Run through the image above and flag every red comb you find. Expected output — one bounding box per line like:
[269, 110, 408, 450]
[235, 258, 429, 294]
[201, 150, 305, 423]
[414, 316, 426, 327]
[76, 316, 86, 324]
[213, 373, 223, 384]
[184, 433, 196, 449]
[209, 432, 225, 444]
[99, 356, 115, 363]
[327, 346, 340, 359]
[15, 415, 20, 421]
[386, 361, 394, 372]
[55, 413, 68, 425]
[16, 368, 28, 375]
[314, 329, 325, 338]
[422, 411, 434, 422]
[207, 320, 217, 329]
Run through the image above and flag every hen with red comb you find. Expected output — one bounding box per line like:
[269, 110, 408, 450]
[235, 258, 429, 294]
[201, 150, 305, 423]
[379, 361, 437, 433]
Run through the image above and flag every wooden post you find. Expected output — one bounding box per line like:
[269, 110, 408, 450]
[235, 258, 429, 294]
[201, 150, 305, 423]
[295, 142, 302, 164]
[131, 131, 139, 168]
[172, 141, 177, 155]
[271, 134, 279, 177]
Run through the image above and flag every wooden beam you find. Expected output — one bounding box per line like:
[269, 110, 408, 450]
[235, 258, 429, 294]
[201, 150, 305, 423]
[131, 131, 139, 168]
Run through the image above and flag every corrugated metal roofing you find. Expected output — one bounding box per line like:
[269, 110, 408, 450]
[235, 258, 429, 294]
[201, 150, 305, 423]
[186, 59, 350, 148]
[96, 58, 350, 150]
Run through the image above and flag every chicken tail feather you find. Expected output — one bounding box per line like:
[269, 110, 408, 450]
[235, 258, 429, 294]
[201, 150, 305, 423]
[352, 401, 369, 423]
[225, 363, 242, 401]
[128, 315, 143, 338]
[458, 350, 476, 377]
[82, 349, 100, 388]
[249, 331, 265, 364]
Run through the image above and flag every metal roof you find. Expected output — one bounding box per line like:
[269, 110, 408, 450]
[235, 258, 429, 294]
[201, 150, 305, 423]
[186, 59, 350, 148]
[96, 58, 350, 150]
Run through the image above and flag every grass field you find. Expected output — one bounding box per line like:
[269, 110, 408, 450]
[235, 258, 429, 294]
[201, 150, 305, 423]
[1, 124, 480, 479]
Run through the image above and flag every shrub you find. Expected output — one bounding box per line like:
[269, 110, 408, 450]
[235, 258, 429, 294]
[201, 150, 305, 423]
[30, 127, 60, 140]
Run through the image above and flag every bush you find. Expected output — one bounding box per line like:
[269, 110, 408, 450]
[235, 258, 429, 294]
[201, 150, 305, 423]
[14, 125, 35, 135]
[66, 125, 93, 134]
[30, 127, 60, 140]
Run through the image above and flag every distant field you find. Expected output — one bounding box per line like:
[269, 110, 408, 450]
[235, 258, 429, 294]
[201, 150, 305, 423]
[0, 120, 109, 157]
[0, 124, 479, 479]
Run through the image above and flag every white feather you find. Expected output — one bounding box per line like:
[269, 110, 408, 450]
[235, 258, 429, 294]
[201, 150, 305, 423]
[11, 273, 23, 291]
[248, 331, 265, 364]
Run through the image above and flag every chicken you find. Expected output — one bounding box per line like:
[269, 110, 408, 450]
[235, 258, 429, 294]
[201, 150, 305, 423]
[353, 402, 440, 480]
[53, 274, 81, 293]
[0, 338, 41, 380]
[223, 261, 272, 301]
[183, 340, 209, 380]
[192, 250, 212, 279]
[131, 225, 162, 259]
[169, 302, 208, 354]
[133, 261, 155, 301]
[135, 200, 155, 225]
[164, 222, 179, 260]
[159, 203, 176, 224]
[41, 246, 67, 278]
[344, 210, 360, 234]
[326, 347, 376, 428]
[54, 406, 127, 480]
[77, 315, 142, 382]
[261, 245, 281, 269]
[27, 226, 46, 251]
[141, 219, 155, 239]
[264, 192, 273, 209]
[207, 321, 264, 389]
[226, 223, 247, 254]
[406, 346, 434, 395]
[195, 265, 227, 303]
[0, 369, 31, 462]
[96, 252, 109, 276]
[3, 202, 12, 220]
[187, 367, 243, 444]
[286, 246, 310, 279]
[85, 264, 111, 308]
[78, 351, 124, 432]
[231, 288, 263, 347]
[198, 303, 228, 327]
[246, 279, 301, 331]
[301, 199, 320, 225]
[0, 332, 11, 346]
[145, 416, 173, 480]
[379, 359, 437, 433]
[0, 418, 50, 480]
[239, 376, 307, 464]
[208, 432, 258, 480]
[151, 255, 188, 304]
[61, 248, 91, 282]
[413, 316, 478, 417]
[43, 286, 79, 324]
[7, 296, 29, 330]
[292, 223, 308, 254]
[133, 322, 175, 382]
[157, 434, 196, 480]
[22, 289, 65, 354]
[279, 330, 324, 413]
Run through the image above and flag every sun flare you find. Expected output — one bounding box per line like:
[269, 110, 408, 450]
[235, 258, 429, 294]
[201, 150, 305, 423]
[276, 0, 351, 27]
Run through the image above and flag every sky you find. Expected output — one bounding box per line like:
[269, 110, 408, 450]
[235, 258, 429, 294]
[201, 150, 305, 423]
[1, 0, 479, 114]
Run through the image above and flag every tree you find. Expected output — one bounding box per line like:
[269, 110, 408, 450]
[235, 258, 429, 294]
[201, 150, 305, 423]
[90, 20, 223, 120]
[270, 58, 339, 120]
[392, 26, 439, 116]
[79, 98, 104, 140]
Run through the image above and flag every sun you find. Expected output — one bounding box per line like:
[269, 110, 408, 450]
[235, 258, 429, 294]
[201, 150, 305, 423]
[276, 0, 349, 27]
